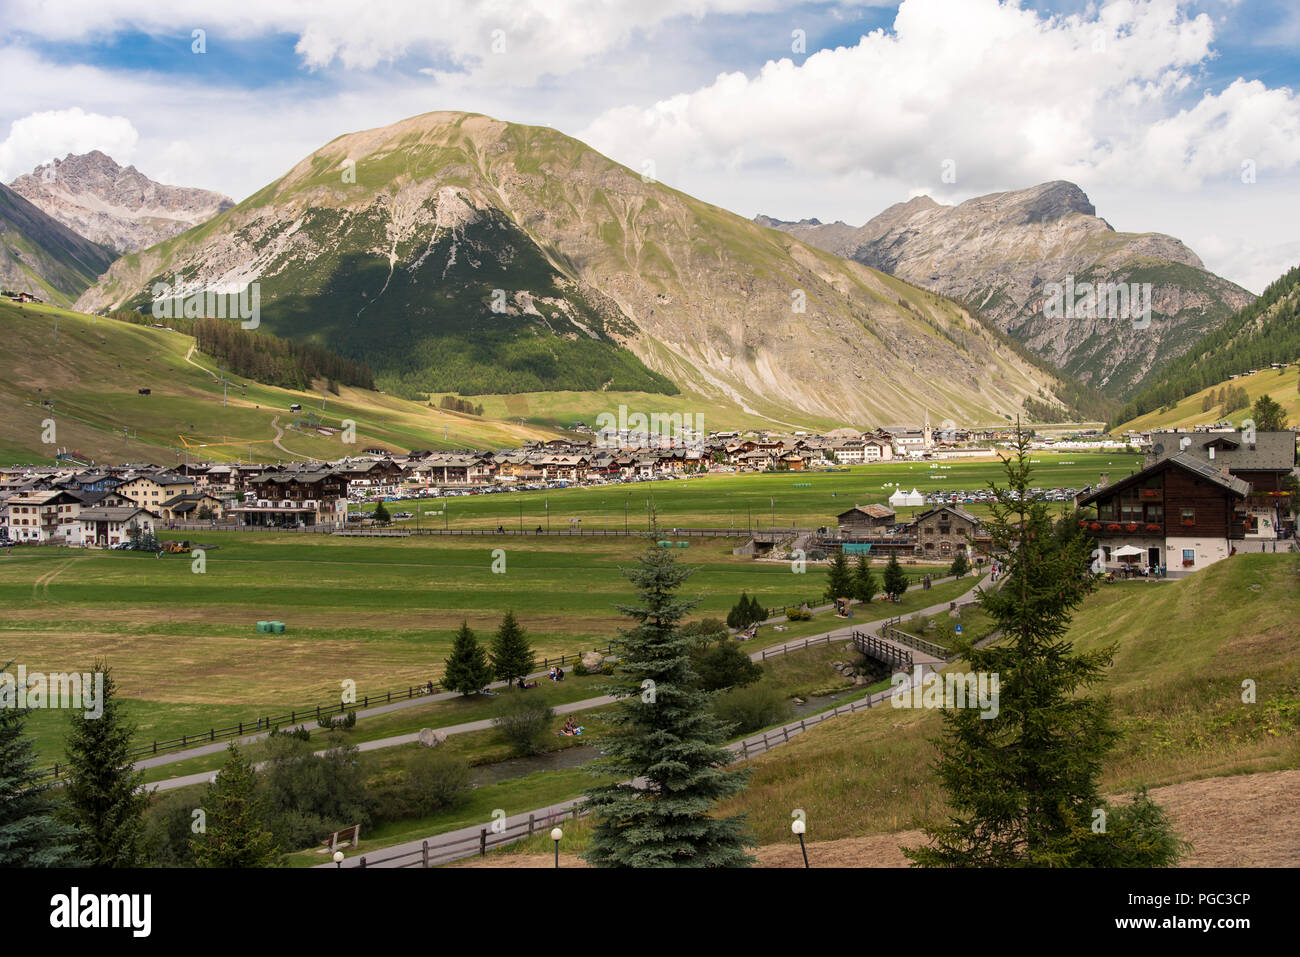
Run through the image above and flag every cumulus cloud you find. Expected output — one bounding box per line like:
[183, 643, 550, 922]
[579, 0, 1300, 195]
[4, 0, 791, 83]
[0, 107, 139, 181]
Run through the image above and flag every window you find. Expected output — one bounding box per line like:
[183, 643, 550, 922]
[1182, 549, 1195, 567]
[1180, 508, 1195, 526]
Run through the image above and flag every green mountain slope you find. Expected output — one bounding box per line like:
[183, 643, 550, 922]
[0, 182, 116, 306]
[1114, 264, 1300, 426]
[78, 111, 1075, 426]
[0, 298, 561, 466]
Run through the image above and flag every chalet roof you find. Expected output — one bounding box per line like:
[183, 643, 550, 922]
[78, 506, 153, 521]
[838, 504, 895, 520]
[913, 504, 981, 525]
[1076, 452, 1250, 507]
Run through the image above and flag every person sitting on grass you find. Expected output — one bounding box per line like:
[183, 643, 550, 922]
[559, 715, 578, 736]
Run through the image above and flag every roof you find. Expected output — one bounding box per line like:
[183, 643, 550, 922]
[78, 506, 153, 521]
[838, 504, 895, 520]
[914, 504, 981, 525]
[1076, 452, 1250, 507]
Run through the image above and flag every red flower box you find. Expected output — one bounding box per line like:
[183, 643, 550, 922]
[1106, 523, 1122, 532]
[1124, 523, 1139, 532]
[1088, 522, 1102, 531]
[1144, 523, 1161, 532]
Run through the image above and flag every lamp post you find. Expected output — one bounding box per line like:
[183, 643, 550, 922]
[551, 827, 563, 868]
[792, 819, 809, 868]
[333, 850, 344, 869]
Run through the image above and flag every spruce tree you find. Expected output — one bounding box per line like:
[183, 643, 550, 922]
[61, 662, 150, 866]
[949, 549, 970, 578]
[0, 693, 79, 866]
[372, 500, 391, 525]
[443, 621, 493, 695]
[882, 550, 909, 601]
[582, 534, 755, 867]
[852, 554, 878, 603]
[824, 550, 853, 601]
[490, 610, 535, 685]
[904, 429, 1184, 867]
[191, 742, 280, 867]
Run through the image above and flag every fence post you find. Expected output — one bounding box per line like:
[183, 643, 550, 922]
[782, 726, 789, 742]
[359, 856, 367, 868]
[422, 841, 429, 868]
[480, 829, 487, 856]
[528, 814, 535, 835]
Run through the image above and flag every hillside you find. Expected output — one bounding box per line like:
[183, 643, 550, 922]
[0, 299, 561, 466]
[9, 151, 234, 254]
[759, 182, 1256, 396]
[0, 182, 116, 306]
[1114, 264, 1300, 427]
[1115, 364, 1299, 434]
[77, 111, 1074, 426]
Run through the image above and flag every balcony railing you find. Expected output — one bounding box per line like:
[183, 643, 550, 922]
[1081, 521, 1164, 536]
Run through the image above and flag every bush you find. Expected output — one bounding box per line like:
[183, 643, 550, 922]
[572, 662, 589, 676]
[712, 683, 793, 736]
[692, 638, 763, 692]
[256, 734, 372, 850]
[143, 790, 201, 867]
[493, 692, 556, 756]
[600, 663, 616, 675]
[317, 710, 357, 731]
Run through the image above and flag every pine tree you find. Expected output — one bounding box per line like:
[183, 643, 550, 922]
[824, 550, 853, 601]
[882, 550, 909, 601]
[949, 549, 970, 578]
[61, 663, 150, 866]
[852, 554, 878, 603]
[191, 742, 280, 867]
[1251, 394, 1288, 431]
[904, 428, 1184, 867]
[490, 610, 535, 685]
[372, 500, 391, 525]
[0, 694, 79, 866]
[443, 621, 493, 695]
[582, 533, 755, 867]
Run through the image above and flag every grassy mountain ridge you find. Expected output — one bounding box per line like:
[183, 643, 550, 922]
[0, 182, 116, 306]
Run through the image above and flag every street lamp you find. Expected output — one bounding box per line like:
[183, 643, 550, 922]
[792, 818, 809, 868]
[551, 827, 563, 868]
[333, 850, 345, 868]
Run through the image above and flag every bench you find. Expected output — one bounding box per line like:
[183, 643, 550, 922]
[320, 824, 361, 853]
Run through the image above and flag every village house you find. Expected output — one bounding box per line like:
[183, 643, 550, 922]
[156, 492, 227, 522]
[78, 506, 158, 547]
[911, 504, 981, 560]
[228, 469, 351, 528]
[1076, 453, 1253, 576]
[116, 471, 196, 510]
[5, 490, 85, 544]
[836, 503, 897, 535]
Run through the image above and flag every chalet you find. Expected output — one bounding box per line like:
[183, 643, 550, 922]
[5, 490, 85, 544]
[157, 492, 226, 522]
[78, 506, 157, 547]
[1076, 453, 1251, 575]
[836, 504, 896, 534]
[861, 436, 894, 461]
[912, 504, 981, 559]
[229, 470, 350, 528]
[831, 440, 866, 464]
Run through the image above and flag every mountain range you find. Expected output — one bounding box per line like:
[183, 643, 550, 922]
[73, 111, 1072, 426]
[9, 150, 234, 254]
[757, 182, 1256, 396]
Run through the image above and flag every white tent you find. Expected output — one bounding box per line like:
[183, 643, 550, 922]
[888, 488, 910, 508]
[905, 488, 925, 507]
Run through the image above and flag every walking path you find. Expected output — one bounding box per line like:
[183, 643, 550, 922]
[315, 571, 996, 867]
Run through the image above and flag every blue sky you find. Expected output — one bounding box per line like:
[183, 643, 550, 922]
[1, 0, 1297, 292]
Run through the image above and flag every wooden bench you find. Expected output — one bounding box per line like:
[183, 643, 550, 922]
[320, 824, 361, 853]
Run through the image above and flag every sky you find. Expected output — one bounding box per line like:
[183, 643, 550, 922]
[1, 0, 1297, 293]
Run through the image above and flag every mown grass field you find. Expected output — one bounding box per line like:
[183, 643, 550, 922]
[501, 553, 1300, 857]
[366, 451, 1142, 530]
[1, 529, 977, 762]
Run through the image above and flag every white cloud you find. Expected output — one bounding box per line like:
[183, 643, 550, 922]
[0, 107, 139, 181]
[580, 0, 1300, 195]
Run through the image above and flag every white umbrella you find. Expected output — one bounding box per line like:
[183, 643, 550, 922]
[1112, 545, 1144, 558]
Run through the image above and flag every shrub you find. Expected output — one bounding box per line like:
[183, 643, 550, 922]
[692, 638, 763, 692]
[493, 692, 556, 756]
[573, 662, 589, 676]
[256, 734, 372, 850]
[317, 710, 357, 731]
[712, 683, 793, 736]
